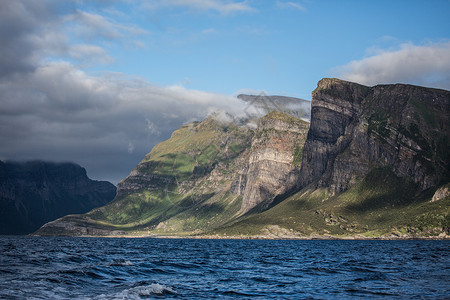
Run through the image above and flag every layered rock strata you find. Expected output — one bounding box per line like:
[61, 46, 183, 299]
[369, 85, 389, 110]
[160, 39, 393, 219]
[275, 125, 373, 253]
[300, 78, 450, 194]
[232, 111, 309, 213]
[36, 110, 310, 235]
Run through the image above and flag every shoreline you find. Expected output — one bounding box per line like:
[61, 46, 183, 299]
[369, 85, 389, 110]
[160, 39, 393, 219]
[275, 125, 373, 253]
[28, 232, 450, 240]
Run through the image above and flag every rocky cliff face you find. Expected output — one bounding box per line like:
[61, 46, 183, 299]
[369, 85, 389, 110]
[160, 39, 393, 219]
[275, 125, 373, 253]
[116, 111, 309, 218]
[300, 78, 450, 194]
[232, 111, 309, 213]
[0, 161, 116, 235]
[218, 80, 449, 239]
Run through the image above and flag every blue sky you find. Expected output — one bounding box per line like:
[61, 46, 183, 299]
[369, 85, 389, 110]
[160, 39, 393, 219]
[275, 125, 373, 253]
[1, 0, 449, 183]
[61, 0, 450, 98]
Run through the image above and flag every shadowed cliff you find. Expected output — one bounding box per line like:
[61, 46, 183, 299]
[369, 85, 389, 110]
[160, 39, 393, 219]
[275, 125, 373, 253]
[0, 161, 116, 235]
[300, 78, 449, 193]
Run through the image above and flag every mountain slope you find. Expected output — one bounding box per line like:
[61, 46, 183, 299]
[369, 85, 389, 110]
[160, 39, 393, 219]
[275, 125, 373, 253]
[36, 79, 449, 238]
[219, 79, 450, 238]
[0, 161, 116, 235]
[216, 168, 449, 239]
[36, 112, 310, 236]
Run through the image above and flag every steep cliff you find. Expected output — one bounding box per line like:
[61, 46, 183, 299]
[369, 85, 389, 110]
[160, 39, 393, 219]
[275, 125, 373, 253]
[300, 78, 449, 193]
[232, 111, 308, 213]
[0, 161, 116, 235]
[36, 111, 309, 236]
[219, 79, 449, 239]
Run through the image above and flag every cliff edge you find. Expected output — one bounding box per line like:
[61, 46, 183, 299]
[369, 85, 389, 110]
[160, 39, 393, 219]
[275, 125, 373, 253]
[300, 78, 449, 194]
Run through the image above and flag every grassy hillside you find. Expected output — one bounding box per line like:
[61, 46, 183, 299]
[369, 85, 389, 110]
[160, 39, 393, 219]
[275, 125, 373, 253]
[215, 167, 449, 238]
[80, 117, 253, 234]
[36, 111, 313, 237]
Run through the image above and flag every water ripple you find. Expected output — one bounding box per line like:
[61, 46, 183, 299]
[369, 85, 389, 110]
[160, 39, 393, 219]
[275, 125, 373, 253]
[0, 237, 449, 299]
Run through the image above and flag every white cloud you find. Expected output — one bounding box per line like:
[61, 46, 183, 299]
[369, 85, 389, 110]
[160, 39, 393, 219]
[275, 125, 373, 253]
[0, 1, 148, 77]
[334, 42, 450, 90]
[202, 28, 217, 35]
[69, 44, 114, 65]
[276, 1, 306, 11]
[0, 0, 254, 184]
[132, 40, 147, 49]
[0, 0, 59, 77]
[128, 141, 135, 154]
[66, 10, 148, 41]
[144, 0, 255, 14]
[0, 61, 246, 183]
[146, 119, 161, 136]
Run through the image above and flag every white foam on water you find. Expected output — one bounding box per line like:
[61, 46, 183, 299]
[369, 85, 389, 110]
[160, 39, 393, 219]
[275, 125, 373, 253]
[96, 283, 177, 299]
[109, 259, 135, 266]
[136, 283, 176, 296]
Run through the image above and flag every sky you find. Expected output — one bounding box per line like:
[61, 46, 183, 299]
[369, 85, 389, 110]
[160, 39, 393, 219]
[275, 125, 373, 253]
[1, 0, 449, 184]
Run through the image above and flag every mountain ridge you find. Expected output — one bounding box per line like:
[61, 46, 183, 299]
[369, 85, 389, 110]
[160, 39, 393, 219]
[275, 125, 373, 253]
[36, 112, 310, 236]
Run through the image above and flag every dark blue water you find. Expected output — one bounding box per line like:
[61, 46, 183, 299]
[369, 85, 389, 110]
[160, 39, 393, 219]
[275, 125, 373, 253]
[0, 237, 448, 299]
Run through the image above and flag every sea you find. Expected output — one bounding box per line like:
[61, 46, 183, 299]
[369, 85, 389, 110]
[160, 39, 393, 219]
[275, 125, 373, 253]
[0, 237, 448, 299]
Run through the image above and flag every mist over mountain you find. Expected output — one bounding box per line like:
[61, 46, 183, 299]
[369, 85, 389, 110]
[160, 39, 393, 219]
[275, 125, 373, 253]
[237, 94, 311, 121]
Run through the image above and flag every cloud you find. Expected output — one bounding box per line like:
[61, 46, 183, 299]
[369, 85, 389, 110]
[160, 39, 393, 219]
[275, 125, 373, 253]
[201, 28, 217, 35]
[0, 0, 149, 77]
[128, 142, 135, 154]
[69, 44, 114, 65]
[66, 10, 148, 41]
[0, 0, 56, 77]
[144, 0, 255, 15]
[334, 42, 450, 90]
[276, 1, 306, 11]
[0, 61, 246, 183]
[0, 0, 248, 184]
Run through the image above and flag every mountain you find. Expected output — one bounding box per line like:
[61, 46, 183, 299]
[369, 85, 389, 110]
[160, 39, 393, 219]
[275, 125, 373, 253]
[36, 79, 449, 238]
[35, 112, 309, 236]
[0, 161, 116, 235]
[218, 79, 449, 238]
[299, 78, 449, 192]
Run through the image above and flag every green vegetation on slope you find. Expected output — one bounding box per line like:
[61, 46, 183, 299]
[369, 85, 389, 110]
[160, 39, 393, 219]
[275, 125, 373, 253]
[216, 167, 449, 238]
[69, 116, 254, 234]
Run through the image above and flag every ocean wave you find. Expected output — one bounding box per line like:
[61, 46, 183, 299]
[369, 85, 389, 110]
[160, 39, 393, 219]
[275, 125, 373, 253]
[1, 237, 449, 299]
[97, 283, 177, 299]
[109, 259, 135, 266]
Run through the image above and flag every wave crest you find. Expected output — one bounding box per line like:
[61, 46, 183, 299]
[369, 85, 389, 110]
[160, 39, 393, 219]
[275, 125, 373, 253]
[98, 283, 176, 299]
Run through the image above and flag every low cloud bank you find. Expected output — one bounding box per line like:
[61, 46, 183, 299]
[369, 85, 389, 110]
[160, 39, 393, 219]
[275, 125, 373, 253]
[0, 61, 246, 183]
[0, 0, 251, 184]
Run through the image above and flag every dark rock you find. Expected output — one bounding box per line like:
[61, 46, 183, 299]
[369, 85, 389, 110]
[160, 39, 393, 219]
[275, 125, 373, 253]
[0, 161, 116, 235]
[300, 78, 450, 193]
